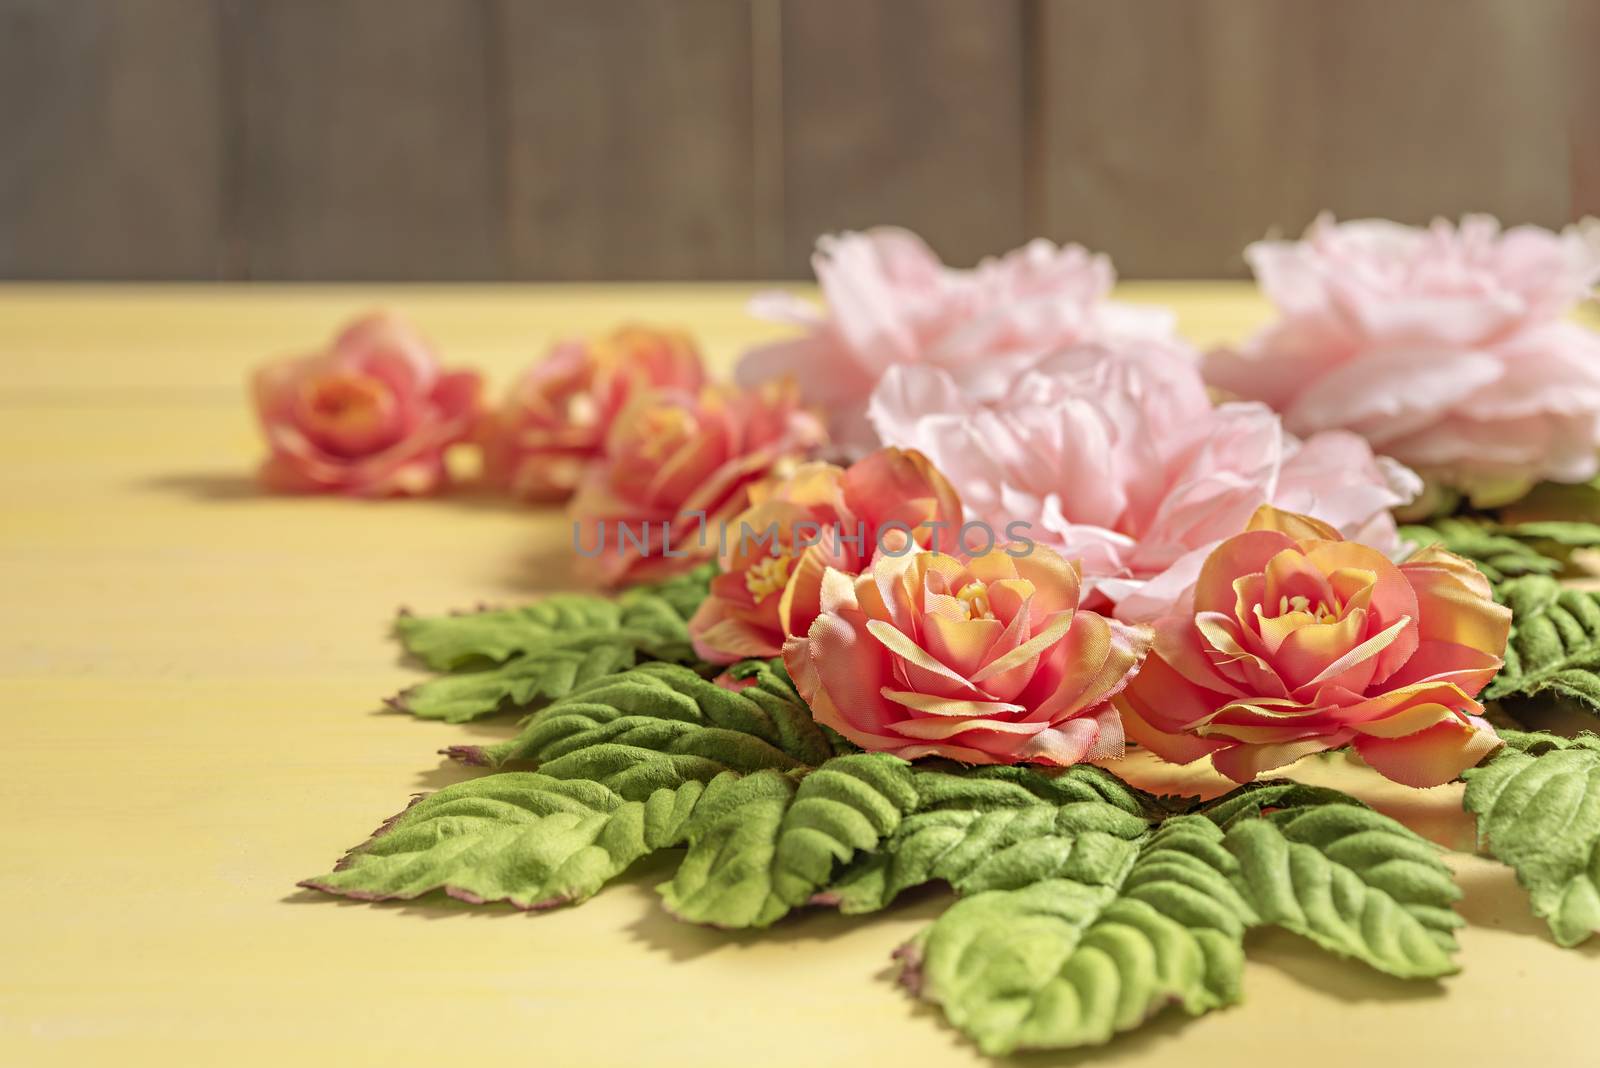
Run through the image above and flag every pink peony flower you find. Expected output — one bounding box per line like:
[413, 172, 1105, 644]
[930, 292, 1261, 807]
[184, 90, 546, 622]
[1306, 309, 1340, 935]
[735, 227, 1173, 452]
[569, 382, 826, 587]
[1206, 214, 1600, 506]
[252, 311, 481, 496]
[783, 543, 1148, 766]
[1115, 505, 1511, 788]
[688, 448, 964, 664]
[483, 326, 706, 501]
[869, 335, 1420, 621]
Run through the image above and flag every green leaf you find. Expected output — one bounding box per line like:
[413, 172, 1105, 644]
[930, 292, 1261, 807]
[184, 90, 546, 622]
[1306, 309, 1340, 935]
[388, 643, 639, 722]
[899, 815, 1251, 1055]
[455, 662, 841, 775]
[659, 754, 919, 928]
[1495, 727, 1600, 755]
[299, 773, 707, 910]
[393, 566, 711, 674]
[1462, 735, 1600, 946]
[825, 768, 1151, 914]
[1486, 576, 1600, 712]
[1223, 805, 1462, 978]
[1199, 780, 1371, 829]
[1399, 518, 1564, 584]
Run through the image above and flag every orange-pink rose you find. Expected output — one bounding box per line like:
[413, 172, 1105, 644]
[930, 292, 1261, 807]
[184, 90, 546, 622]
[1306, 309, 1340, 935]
[253, 311, 481, 497]
[1115, 505, 1512, 788]
[569, 381, 826, 586]
[688, 447, 964, 664]
[483, 326, 706, 501]
[783, 544, 1149, 766]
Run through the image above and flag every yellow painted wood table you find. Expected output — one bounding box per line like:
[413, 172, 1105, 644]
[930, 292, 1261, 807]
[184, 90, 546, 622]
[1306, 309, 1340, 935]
[2, 284, 1594, 1067]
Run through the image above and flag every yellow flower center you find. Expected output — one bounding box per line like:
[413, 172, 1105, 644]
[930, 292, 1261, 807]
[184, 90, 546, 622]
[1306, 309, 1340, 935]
[1275, 594, 1338, 625]
[637, 407, 695, 462]
[744, 554, 793, 602]
[956, 582, 995, 621]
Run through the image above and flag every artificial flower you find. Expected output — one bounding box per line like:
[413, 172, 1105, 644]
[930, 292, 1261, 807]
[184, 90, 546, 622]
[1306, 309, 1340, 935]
[252, 311, 481, 496]
[783, 543, 1148, 766]
[1115, 505, 1512, 788]
[1205, 213, 1600, 507]
[569, 381, 826, 586]
[482, 325, 705, 501]
[735, 226, 1173, 451]
[688, 447, 963, 664]
[870, 336, 1420, 621]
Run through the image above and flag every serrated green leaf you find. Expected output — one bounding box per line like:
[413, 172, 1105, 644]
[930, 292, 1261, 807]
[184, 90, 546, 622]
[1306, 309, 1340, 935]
[299, 773, 708, 910]
[458, 662, 840, 775]
[1499, 521, 1600, 547]
[1486, 576, 1600, 712]
[1200, 780, 1373, 829]
[1400, 518, 1565, 584]
[825, 768, 1151, 914]
[389, 643, 639, 722]
[1223, 805, 1462, 978]
[900, 815, 1251, 1055]
[1463, 736, 1600, 946]
[660, 754, 919, 927]
[393, 565, 710, 677]
[1495, 727, 1600, 755]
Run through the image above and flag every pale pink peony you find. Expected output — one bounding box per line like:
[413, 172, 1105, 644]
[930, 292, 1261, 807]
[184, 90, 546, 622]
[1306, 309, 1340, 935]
[688, 448, 964, 664]
[735, 227, 1173, 451]
[1116, 506, 1511, 788]
[869, 336, 1420, 621]
[783, 543, 1148, 765]
[569, 382, 826, 587]
[252, 311, 481, 497]
[483, 326, 706, 501]
[1206, 214, 1600, 506]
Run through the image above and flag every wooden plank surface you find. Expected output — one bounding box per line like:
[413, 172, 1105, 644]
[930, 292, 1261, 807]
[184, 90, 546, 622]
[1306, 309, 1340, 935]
[0, 0, 226, 279]
[228, 0, 504, 279]
[1, 283, 1595, 1067]
[498, 0, 765, 279]
[1036, 0, 1573, 277]
[778, 0, 1027, 271]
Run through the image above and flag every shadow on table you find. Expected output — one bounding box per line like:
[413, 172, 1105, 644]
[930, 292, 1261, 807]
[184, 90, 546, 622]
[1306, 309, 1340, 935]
[143, 472, 261, 500]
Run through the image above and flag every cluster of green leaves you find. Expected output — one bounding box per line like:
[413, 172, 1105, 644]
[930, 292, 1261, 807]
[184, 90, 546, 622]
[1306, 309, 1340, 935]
[387, 566, 715, 722]
[307, 551, 1600, 1057]
[1399, 516, 1600, 585]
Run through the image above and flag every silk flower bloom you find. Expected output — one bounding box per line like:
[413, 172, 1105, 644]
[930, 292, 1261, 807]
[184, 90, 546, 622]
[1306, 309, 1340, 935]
[735, 226, 1173, 452]
[1115, 506, 1512, 788]
[1205, 213, 1600, 506]
[783, 544, 1148, 766]
[869, 337, 1420, 621]
[253, 311, 481, 496]
[688, 448, 963, 664]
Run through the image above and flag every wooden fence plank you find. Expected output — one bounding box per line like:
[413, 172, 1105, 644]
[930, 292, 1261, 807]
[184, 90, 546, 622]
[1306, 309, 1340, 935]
[0, 0, 225, 279]
[228, 0, 503, 280]
[779, 0, 1027, 272]
[1036, 0, 1572, 278]
[498, 0, 765, 280]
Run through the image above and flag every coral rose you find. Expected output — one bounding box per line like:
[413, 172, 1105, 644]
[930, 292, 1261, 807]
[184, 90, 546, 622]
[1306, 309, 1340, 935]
[1115, 505, 1512, 788]
[735, 227, 1173, 451]
[870, 336, 1419, 621]
[783, 544, 1149, 766]
[569, 381, 826, 586]
[483, 325, 705, 501]
[252, 311, 481, 496]
[1206, 214, 1600, 506]
[688, 448, 963, 664]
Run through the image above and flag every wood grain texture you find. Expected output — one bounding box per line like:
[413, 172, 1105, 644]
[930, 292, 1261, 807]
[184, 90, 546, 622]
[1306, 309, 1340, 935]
[0, 0, 225, 279]
[779, 0, 1027, 273]
[1569, 0, 1600, 218]
[498, 0, 764, 280]
[1036, 0, 1573, 278]
[228, 0, 504, 280]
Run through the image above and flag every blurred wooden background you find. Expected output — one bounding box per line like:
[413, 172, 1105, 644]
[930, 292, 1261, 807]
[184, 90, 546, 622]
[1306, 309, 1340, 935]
[1, 0, 1595, 281]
